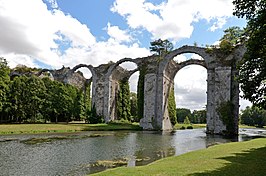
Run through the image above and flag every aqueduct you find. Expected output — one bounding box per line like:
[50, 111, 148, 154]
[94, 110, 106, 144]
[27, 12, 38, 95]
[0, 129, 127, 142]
[38, 45, 246, 135]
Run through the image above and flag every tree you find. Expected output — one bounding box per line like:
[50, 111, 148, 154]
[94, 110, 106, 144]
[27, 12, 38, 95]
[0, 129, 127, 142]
[176, 108, 191, 123]
[192, 109, 206, 124]
[233, 0, 266, 109]
[130, 92, 138, 121]
[168, 87, 177, 125]
[150, 39, 174, 56]
[220, 26, 244, 46]
[183, 116, 191, 124]
[0, 58, 10, 112]
[240, 106, 266, 127]
[117, 79, 131, 121]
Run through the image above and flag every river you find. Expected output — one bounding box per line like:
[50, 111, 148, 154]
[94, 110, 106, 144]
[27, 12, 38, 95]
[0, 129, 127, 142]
[0, 128, 265, 175]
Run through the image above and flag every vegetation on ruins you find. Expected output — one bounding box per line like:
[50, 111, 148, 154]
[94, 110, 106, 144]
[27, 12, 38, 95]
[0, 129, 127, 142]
[117, 79, 131, 121]
[149, 39, 174, 56]
[137, 65, 146, 120]
[168, 86, 177, 125]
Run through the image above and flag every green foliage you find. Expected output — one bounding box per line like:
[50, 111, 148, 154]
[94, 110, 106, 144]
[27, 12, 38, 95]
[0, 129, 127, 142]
[130, 92, 138, 121]
[183, 116, 191, 124]
[191, 109, 206, 124]
[186, 125, 193, 129]
[150, 39, 173, 56]
[1, 71, 86, 123]
[220, 26, 245, 46]
[0, 57, 10, 114]
[87, 104, 104, 124]
[84, 79, 92, 116]
[217, 101, 235, 135]
[167, 86, 177, 125]
[117, 79, 131, 121]
[176, 108, 191, 123]
[233, 0, 266, 109]
[240, 106, 266, 128]
[137, 66, 146, 119]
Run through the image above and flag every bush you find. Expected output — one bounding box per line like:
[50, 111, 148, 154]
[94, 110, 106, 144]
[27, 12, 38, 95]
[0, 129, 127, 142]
[186, 126, 193, 129]
[180, 126, 186, 130]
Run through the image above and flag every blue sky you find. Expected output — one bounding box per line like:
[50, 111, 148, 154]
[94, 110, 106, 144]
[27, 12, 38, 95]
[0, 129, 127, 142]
[0, 0, 250, 110]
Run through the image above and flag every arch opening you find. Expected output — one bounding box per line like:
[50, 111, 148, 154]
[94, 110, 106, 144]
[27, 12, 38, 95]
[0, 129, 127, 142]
[165, 53, 207, 126]
[108, 61, 140, 122]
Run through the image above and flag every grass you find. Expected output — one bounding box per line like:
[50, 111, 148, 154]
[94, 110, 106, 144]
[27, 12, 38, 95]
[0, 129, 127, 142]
[0, 122, 142, 134]
[91, 138, 266, 176]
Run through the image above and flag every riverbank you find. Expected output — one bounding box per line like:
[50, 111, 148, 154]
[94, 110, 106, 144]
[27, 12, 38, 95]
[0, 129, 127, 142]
[0, 122, 142, 134]
[92, 137, 266, 176]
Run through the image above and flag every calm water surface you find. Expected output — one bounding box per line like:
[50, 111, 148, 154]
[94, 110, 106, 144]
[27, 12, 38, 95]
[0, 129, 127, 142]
[0, 128, 265, 176]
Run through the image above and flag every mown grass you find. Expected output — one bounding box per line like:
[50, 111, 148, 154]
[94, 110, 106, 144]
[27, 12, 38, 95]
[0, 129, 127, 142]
[91, 138, 266, 176]
[0, 122, 142, 135]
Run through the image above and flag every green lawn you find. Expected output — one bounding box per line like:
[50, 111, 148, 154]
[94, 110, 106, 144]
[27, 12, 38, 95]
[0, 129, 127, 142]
[0, 122, 142, 134]
[92, 138, 266, 176]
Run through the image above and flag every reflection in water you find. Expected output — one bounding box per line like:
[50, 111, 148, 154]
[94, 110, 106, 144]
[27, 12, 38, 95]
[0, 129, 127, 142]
[0, 128, 265, 175]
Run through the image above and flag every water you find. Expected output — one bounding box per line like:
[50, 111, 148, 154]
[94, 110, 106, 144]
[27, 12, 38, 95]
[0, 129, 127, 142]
[0, 128, 265, 176]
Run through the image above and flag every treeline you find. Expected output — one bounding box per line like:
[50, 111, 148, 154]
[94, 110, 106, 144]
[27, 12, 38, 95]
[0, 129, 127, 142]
[175, 108, 207, 124]
[0, 57, 141, 124]
[0, 58, 95, 123]
[240, 106, 266, 128]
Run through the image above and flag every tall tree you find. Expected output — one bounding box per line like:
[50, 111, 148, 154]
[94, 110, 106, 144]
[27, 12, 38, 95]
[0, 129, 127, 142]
[150, 39, 174, 56]
[0, 58, 10, 112]
[233, 0, 266, 109]
[0, 58, 10, 122]
[168, 86, 177, 125]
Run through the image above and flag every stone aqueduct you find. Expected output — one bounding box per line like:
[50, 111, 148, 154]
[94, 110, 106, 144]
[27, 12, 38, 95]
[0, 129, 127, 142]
[38, 45, 246, 135]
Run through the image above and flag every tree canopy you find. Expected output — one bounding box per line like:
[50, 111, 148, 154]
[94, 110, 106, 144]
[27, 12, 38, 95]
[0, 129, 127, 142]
[150, 39, 174, 56]
[233, 0, 266, 109]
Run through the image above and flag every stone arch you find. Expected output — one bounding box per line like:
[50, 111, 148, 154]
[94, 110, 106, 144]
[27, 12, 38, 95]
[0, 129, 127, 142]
[104, 58, 140, 122]
[36, 69, 54, 80]
[140, 45, 242, 135]
[153, 47, 211, 131]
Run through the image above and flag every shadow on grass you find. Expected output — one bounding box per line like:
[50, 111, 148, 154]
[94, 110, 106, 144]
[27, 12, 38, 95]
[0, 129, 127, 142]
[191, 146, 266, 176]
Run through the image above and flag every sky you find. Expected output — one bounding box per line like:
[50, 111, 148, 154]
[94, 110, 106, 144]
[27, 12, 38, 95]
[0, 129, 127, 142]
[0, 0, 251, 111]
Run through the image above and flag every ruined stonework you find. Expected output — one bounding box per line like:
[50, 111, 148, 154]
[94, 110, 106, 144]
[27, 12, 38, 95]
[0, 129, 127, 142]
[34, 45, 246, 135]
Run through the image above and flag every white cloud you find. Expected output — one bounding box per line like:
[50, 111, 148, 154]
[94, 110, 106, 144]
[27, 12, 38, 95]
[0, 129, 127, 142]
[111, 0, 234, 41]
[174, 65, 207, 110]
[0, 0, 149, 69]
[106, 23, 132, 43]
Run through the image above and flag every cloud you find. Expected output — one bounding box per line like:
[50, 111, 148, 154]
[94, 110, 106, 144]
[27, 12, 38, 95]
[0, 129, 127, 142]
[106, 23, 132, 43]
[0, 0, 150, 69]
[111, 0, 234, 41]
[174, 65, 207, 110]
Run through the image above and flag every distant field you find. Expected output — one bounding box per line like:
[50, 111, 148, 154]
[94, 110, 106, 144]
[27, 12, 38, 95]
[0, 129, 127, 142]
[0, 122, 142, 134]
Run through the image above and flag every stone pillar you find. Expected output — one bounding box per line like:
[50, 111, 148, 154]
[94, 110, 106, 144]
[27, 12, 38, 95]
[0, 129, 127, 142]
[156, 74, 173, 131]
[140, 73, 158, 130]
[206, 69, 215, 133]
[208, 66, 237, 135]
